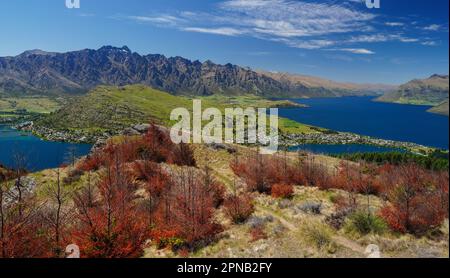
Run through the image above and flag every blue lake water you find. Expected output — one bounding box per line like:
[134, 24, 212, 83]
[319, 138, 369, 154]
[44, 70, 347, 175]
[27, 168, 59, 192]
[280, 96, 449, 150]
[0, 125, 92, 171]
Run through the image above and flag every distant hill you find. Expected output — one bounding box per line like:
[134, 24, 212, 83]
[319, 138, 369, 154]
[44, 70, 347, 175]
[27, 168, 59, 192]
[428, 100, 449, 116]
[36, 85, 192, 132]
[258, 71, 396, 97]
[377, 74, 449, 112]
[1, 46, 390, 98]
[35, 84, 318, 139]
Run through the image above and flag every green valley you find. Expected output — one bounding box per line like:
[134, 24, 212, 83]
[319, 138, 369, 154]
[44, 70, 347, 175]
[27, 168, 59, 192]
[0, 97, 60, 114]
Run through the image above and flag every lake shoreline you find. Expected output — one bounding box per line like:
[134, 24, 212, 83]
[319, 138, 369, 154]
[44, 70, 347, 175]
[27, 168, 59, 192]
[0, 124, 92, 172]
[282, 131, 438, 154]
[10, 120, 442, 155]
[279, 96, 449, 151]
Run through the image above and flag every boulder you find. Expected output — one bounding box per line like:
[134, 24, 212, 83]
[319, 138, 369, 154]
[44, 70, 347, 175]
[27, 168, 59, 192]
[122, 127, 140, 136]
[207, 143, 237, 154]
[132, 124, 151, 134]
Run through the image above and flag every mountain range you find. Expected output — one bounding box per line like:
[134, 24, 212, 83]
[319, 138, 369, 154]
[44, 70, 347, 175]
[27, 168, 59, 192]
[377, 74, 449, 115]
[0, 46, 393, 98]
[257, 70, 395, 97]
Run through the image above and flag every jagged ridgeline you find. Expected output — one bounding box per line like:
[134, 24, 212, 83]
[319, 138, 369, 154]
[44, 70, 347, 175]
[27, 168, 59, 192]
[0, 46, 391, 98]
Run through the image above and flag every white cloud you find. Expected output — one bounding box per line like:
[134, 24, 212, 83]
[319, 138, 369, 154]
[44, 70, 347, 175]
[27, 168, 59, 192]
[348, 34, 419, 43]
[336, 48, 375, 54]
[423, 24, 441, 31]
[399, 38, 419, 43]
[421, 41, 438, 46]
[218, 0, 375, 37]
[183, 27, 245, 36]
[124, 0, 430, 53]
[128, 15, 182, 25]
[385, 22, 404, 27]
[288, 40, 335, 50]
[348, 34, 389, 43]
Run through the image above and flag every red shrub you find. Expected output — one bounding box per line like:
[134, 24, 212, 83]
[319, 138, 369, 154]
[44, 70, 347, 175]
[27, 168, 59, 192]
[379, 163, 447, 235]
[379, 205, 408, 233]
[231, 152, 339, 194]
[201, 166, 225, 208]
[77, 124, 196, 173]
[71, 164, 149, 258]
[151, 168, 223, 249]
[224, 194, 255, 224]
[171, 143, 196, 167]
[78, 151, 103, 172]
[231, 153, 270, 193]
[271, 184, 294, 199]
[434, 171, 449, 217]
[249, 226, 267, 242]
[231, 152, 302, 193]
[0, 202, 52, 258]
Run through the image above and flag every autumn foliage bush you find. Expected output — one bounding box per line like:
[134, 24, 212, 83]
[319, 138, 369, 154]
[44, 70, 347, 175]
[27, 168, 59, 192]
[150, 167, 224, 250]
[67, 124, 221, 256]
[271, 184, 294, 199]
[232, 150, 449, 236]
[378, 164, 448, 235]
[71, 163, 149, 258]
[224, 193, 255, 224]
[231, 152, 341, 194]
[249, 226, 267, 242]
[231, 152, 305, 194]
[78, 124, 196, 172]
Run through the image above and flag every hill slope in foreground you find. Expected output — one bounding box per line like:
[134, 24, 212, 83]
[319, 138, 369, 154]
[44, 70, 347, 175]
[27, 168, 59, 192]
[377, 74, 449, 115]
[36, 84, 319, 140]
[23, 136, 448, 258]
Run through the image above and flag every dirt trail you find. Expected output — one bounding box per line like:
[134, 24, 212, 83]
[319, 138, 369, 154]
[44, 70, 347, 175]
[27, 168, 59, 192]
[257, 205, 368, 257]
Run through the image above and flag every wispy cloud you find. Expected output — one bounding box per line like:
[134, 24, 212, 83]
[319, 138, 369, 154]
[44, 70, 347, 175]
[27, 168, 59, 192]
[286, 39, 336, 50]
[218, 0, 375, 37]
[423, 24, 441, 31]
[421, 41, 438, 46]
[385, 22, 405, 27]
[334, 48, 375, 55]
[123, 0, 439, 53]
[182, 27, 245, 36]
[127, 15, 182, 25]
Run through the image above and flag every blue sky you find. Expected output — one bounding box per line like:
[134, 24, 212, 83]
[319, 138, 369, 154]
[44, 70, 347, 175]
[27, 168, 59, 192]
[0, 0, 448, 84]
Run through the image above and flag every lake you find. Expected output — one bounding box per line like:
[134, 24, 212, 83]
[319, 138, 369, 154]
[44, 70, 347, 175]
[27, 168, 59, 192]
[0, 125, 92, 172]
[280, 96, 449, 150]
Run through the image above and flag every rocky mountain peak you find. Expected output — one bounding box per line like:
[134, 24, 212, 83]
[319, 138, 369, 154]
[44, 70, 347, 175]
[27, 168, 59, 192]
[430, 74, 449, 79]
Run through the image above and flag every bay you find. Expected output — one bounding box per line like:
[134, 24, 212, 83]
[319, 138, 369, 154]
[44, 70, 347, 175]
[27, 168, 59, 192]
[280, 96, 449, 150]
[0, 125, 92, 171]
